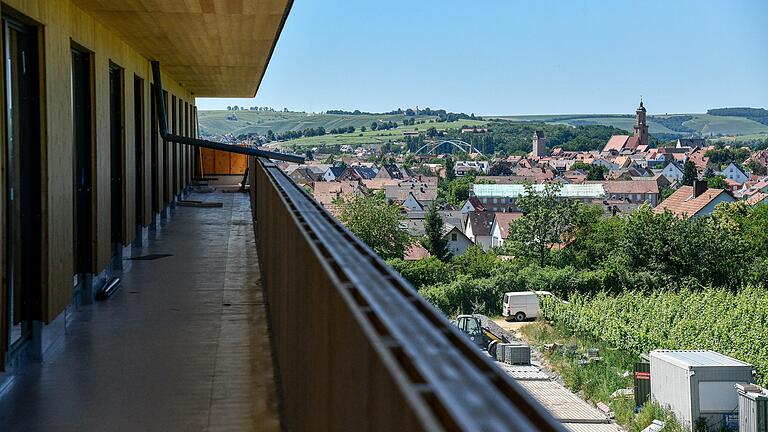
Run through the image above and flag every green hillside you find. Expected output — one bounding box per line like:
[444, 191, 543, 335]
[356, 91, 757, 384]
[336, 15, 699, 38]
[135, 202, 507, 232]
[198, 110, 447, 137]
[493, 113, 768, 136]
[198, 110, 768, 150]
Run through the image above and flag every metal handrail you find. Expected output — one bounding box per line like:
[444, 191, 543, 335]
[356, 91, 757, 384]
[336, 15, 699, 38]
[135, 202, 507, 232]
[150, 61, 304, 164]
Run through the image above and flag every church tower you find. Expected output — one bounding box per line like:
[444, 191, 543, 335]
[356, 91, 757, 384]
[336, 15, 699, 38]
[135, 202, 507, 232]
[634, 99, 649, 147]
[532, 130, 547, 157]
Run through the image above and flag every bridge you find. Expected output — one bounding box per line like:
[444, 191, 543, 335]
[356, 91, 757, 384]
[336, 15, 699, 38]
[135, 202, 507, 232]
[413, 139, 484, 156]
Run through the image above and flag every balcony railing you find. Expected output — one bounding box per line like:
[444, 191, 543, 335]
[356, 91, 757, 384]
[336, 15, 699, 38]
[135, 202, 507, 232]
[250, 157, 566, 431]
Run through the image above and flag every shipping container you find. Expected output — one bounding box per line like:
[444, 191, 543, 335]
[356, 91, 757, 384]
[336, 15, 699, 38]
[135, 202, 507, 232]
[650, 350, 753, 431]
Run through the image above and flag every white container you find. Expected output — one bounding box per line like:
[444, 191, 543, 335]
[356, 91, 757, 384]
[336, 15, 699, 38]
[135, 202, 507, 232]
[650, 350, 753, 430]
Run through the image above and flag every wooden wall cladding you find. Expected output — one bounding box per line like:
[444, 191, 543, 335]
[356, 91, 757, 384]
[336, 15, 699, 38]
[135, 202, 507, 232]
[0, 0, 196, 323]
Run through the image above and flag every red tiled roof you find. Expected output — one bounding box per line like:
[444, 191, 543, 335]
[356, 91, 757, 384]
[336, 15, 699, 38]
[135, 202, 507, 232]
[404, 243, 431, 260]
[746, 192, 768, 206]
[603, 135, 629, 153]
[492, 212, 523, 239]
[586, 180, 659, 195]
[654, 186, 731, 217]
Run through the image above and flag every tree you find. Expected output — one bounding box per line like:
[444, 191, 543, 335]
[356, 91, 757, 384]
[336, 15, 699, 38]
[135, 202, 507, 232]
[503, 183, 577, 267]
[745, 159, 767, 176]
[586, 165, 606, 180]
[422, 204, 449, 261]
[571, 161, 591, 172]
[371, 122, 378, 131]
[445, 157, 456, 181]
[706, 175, 728, 190]
[489, 161, 513, 176]
[335, 192, 411, 260]
[361, 126, 367, 132]
[682, 160, 698, 186]
[305, 149, 314, 161]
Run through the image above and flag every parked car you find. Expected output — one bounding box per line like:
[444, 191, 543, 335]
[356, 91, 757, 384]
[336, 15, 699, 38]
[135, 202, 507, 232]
[502, 291, 552, 322]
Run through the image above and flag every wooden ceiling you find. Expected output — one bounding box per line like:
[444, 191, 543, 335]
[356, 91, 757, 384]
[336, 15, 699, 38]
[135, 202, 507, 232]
[72, 0, 293, 97]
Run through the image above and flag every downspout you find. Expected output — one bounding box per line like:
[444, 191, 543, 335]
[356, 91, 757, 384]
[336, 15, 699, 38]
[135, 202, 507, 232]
[150, 61, 304, 164]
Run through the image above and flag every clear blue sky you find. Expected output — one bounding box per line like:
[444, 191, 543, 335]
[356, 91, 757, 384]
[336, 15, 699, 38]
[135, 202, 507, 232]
[197, 0, 768, 115]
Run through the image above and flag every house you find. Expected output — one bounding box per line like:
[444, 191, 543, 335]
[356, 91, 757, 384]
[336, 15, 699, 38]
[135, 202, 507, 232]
[442, 224, 474, 257]
[322, 166, 346, 182]
[720, 162, 749, 185]
[385, 182, 437, 210]
[677, 138, 706, 148]
[313, 181, 366, 214]
[375, 164, 407, 180]
[289, 167, 322, 187]
[460, 196, 485, 213]
[660, 162, 684, 181]
[401, 192, 427, 212]
[490, 212, 523, 248]
[589, 180, 660, 207]
[746, 192, 768, 207]
[602, 135, 630, 154]
[465, 211, 496, 251]
[337, 166, 378, 181]
[454, 160, 490, 176]
[654, 182, 735, 218]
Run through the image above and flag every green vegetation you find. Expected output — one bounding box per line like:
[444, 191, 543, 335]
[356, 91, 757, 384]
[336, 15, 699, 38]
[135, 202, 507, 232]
[409, 197, 768, 317]
[708, 107, 768, 126]
[540, 286, 768, 386]
[422, 204, 449, 261]
[521, 322, 686, 432]
[705, 146, 751, 169]
[504, 184, 577, 266]
[335, 192, 411, 260]
[436, 121, 631, 154]
[682, 160, 697, 185]
[495, 112, 768, 138]
[199, 109, 768, 154]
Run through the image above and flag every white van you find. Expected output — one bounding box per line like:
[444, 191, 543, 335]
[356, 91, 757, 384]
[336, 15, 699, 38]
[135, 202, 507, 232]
[502, 291, 552, 322]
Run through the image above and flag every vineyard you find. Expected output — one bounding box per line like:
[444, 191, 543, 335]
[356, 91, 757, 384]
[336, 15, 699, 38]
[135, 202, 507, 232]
[541, 286, 768, 385]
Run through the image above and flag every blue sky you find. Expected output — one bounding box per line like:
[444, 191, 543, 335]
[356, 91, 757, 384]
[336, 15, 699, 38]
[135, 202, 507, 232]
[197, 0, 768, 115]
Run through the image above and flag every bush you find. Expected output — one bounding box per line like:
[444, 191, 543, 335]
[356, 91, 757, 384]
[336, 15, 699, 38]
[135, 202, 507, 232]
[388, 257, 453, 289]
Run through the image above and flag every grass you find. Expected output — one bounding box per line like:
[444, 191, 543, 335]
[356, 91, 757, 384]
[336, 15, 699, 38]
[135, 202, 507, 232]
[520, 321, 686, 432]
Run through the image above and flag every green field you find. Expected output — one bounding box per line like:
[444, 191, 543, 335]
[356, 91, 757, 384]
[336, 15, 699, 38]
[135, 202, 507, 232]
[198, 110, 461, 137]
[493, 113, 768, 136]
[198, 110, 487, 148]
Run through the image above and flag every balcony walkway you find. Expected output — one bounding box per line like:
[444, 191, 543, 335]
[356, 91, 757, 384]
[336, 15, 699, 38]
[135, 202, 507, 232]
[0, 189, 280, 432]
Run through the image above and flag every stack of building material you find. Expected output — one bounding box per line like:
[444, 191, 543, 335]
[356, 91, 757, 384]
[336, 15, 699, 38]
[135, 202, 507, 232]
[504, 344, 531, 365]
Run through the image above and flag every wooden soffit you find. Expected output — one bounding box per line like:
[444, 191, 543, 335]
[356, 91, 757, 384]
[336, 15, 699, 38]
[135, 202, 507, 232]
[72, 0, 292, 97]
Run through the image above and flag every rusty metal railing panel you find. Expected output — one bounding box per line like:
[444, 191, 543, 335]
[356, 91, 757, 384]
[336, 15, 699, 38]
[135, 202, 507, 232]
[252, 157, 566, 432]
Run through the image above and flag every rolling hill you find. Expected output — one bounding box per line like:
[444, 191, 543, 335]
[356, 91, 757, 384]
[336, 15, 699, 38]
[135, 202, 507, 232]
[197, 110, 768, 149]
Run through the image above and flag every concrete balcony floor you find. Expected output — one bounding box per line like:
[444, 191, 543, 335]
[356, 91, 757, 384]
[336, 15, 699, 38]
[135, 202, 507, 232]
[0, 189, 280, 432]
